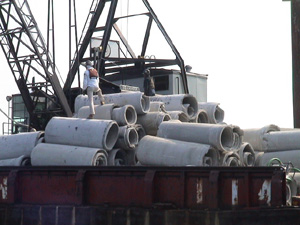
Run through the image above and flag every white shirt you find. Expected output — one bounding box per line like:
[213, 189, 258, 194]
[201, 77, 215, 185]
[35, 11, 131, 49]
[83, 66, 99, 90]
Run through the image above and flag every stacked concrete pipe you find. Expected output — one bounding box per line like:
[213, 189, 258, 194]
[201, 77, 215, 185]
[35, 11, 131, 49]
[189, 109, 209, 123]
[157, 121, 234, 151]
[242, 124, 280, 151]
[137, 112, 171, 136]
[114, 125, 139, 150]
[220, 151, 240, 166]
[256, 150, 300, 167]
[77, 104, 137, 126]
[31, 143, 108, 166]
[236, 142, 255, 167]
[107, 148, 128, 166]
[74, 92, 150, 115]
[198, 102, 224, 124]
[136, 135, 219, 166]
[0, 131, 44, 160]
[45, 117, 119, 151]
[150, 94, 198, 119]
[0, 155, 31, 166]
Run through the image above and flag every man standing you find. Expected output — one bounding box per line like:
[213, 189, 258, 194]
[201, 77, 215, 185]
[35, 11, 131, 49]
[143, 68, 155, 96]
[83, 60, 105, 119]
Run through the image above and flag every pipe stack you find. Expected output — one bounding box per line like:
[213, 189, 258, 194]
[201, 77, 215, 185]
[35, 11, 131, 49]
[0, 131, 44, 167]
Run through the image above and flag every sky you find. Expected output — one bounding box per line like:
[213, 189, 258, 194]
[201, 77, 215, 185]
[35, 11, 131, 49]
[0, 0, 293, 133]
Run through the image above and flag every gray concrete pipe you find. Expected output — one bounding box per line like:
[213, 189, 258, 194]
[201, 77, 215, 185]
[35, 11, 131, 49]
[44, 117, 119, 151]
[189, 109, 209, 123]
[261, 130, 300, 152]
[107, 148, 128, 166]
[220, 151, 240, 167]
[0, 155, 31, 166]
[77, 103, 115, 119]
[0, 131, 44, 160]
[31, 143, 108, 166]
[150, 94, 198, 119]
[74, 92, 150, 115]
[125, 149, 138, 166]
[236, 142, 255, 167]
[256, 150, 300, 167]
[149, 101, 166, 112]
[157, 121, 234, 151]
[137, 112, 171, 136]
[114, 125, 139, 150]
[230, 125, 243, 150]
[168, 111, 189, 122]
[104, 92, 150, 115]
[133, 124, 146, 141]
[136, 135, 219, 166]
[242, 124, 280, 151]
[198, 102, 224, 124]
[77, 104, 137, 126]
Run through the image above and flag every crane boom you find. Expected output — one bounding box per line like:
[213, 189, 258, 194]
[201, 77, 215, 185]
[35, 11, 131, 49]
[0, 0, 72, 130]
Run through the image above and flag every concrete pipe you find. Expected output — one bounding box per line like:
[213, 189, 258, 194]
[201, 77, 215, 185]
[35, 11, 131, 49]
[157, 121, 234, 151]
[125, 149, 138, 166]
[254, 151, 264, 166]
[257, 150, 300, 167]
[230, 125, 243, 150]
[0, 155, 31, 166]
[31, 143, 108, 166]
[0, 131, 44, 160]
[198, 102, 224, 124]
[104, 92, 150, 115]
[168, 111, 189, 122]
[189, 109, 209, 123]
[114, 126, 139, 150]
[150, 94, 198, 119]
[149, 101, 167, 112]
[77, 104, 115, 119]
[45, 117, 119, 151]
[77, 104, 137, 126]
[242, 124, 280, 151]
[237, 142, 255, 167]
[74, 92, 150, 115]
[136, 136, 219, 166]
[261, 129, 300, 152]
[133, 124, 146, 141]
[108, 148, 128, 166]
[221, 151, 240, 167]
[112, 105, 137, 126]
[137, 112, 171, 136]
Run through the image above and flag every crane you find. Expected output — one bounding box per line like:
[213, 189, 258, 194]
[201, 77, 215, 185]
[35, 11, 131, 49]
[0, 0, 189, 131]
[0, 0, 72, 130]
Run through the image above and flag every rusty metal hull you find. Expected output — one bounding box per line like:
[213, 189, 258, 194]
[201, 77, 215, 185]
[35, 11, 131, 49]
[1, 205, 300, 225]
[0, 166, 292, 224]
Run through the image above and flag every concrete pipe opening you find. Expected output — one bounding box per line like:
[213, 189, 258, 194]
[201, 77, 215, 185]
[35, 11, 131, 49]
[196, 110, 208, 123]
[244, 152, 255, 167]
[227, 157, 240, 167]
[134, 124, 146, 141]
[128, 128, 139, 147]
[182, 96, 198, 118]
[94, 152, 108, 166]
[141, 95, 150, 113]
[125, 106, 137, 125]
[104, 122, 119, 150]
[204, 149, 219, 166]
[214, 107, 224, 123]
[221, 126, 234, 150]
